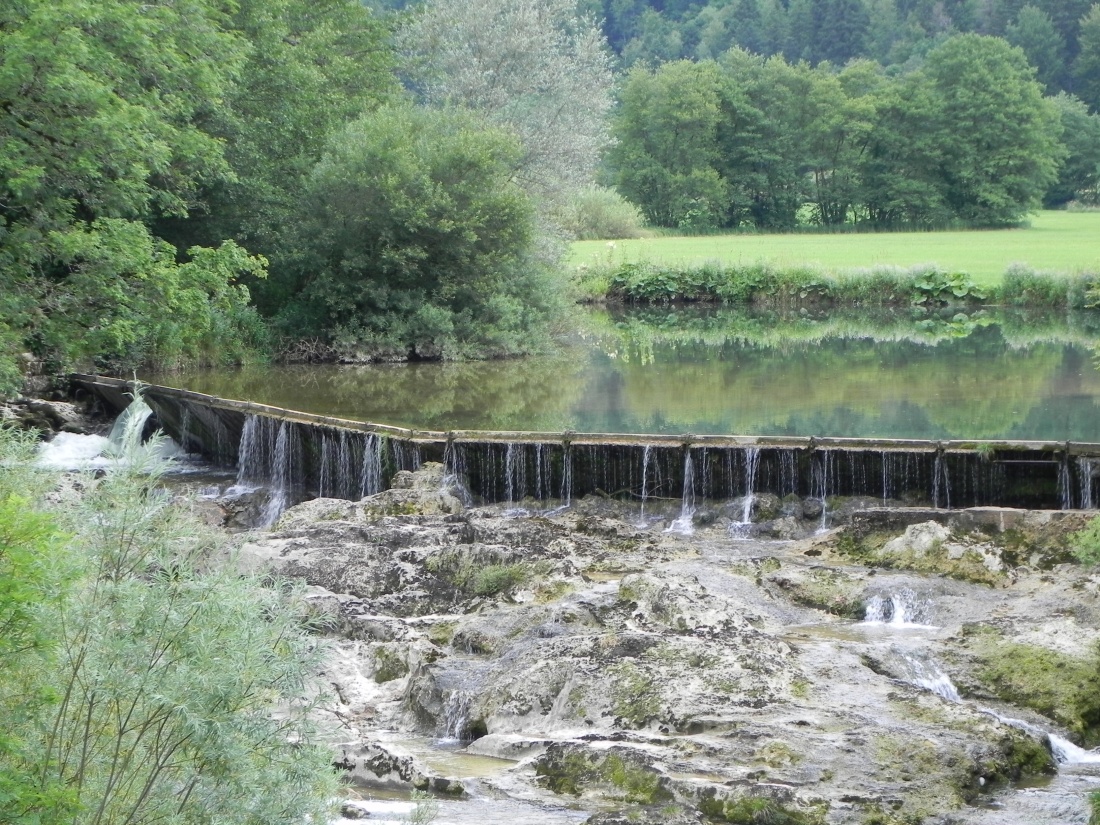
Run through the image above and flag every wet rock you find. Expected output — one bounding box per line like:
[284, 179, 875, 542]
[335, 741, 466, 796]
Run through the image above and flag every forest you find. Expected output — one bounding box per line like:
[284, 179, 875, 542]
[2, 0, 1100, 394]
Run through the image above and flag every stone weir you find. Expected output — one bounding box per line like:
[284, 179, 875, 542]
[72, 374, 1100, 512]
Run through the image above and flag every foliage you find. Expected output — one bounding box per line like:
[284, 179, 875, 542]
[163, 0, 398, 317]
[1045, 93, 1100, 207]
[917, 35, 1064, 226]
[281, 104, 564, 358]
[607, 38, 1064, 230]
[1071, 515, 1100, 565]
[0, 426, 340, 824]
[0, 0, 289, 390]
[399, 0, 614, 211]
[551, 186, 649, 241]
[0, 427, 75, 823]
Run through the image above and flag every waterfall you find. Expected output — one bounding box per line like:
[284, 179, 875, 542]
[391, 440, 421, 472]
[260, 421, 302, 528]
[318, 432, 336, 498]
[560, 445, 573, 505]
[439, 690, 473, 742]
[932, 451, 950, 509]
[504, 443, 526, 507]
[811, 449, 834, 530]
[1059, 455, 1073, 511]
[1079, 457, 1095, 510]
[360, 434, 383, 497]
[862, 590, 935, 628]
[666, 449, 695, 535]
[107, 396, 155, 455]
[235, 414, 276, 488]
[534, 444, 552, 502]
[636, 445, 652, 526]
[728, 446, 760, 539]
[897, 651, 961, 702]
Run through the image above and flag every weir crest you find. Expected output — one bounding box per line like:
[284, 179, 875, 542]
[73, 375, 1100, 519]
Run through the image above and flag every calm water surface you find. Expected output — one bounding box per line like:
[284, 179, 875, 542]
[148, 307, 1100, 442]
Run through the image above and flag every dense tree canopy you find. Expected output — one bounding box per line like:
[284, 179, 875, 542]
[281, 104, 563, 358]
[610, 35, 1065, 229]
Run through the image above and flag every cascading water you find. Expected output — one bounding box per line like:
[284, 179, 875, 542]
[439, 690, 474, 743]
[729, 446, 760, 539]
[360, 434, 383, 498]
[560, 445, 574, 506]
[877, 601, 1100, 768]
[811, 449, 834, 531]
[932, 451, 951, 509]
[636, 445, 653, 527]
[1059, 456, 1073, 511]
[862, 589, 935, 628]
[666, 449, 696, 535]
[260, 421, 302, 528]
[896, 650, 961, 702]
[1079, 458, 1095, 510]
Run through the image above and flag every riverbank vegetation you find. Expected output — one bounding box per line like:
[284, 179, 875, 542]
[0, 424, 338, 824]
[4, 0, 1100, 399]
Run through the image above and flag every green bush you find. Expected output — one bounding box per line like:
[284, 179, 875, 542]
[555, 186, 649, 240]
[0, 425, 339, 825]
[1072, 516, 1100, 566]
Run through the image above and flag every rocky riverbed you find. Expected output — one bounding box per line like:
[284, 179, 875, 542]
[227, 462, 1100, 825]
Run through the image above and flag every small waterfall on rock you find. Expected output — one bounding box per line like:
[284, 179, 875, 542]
[933, 451, 951, 509]
[439, 690, 474, 743]
[896, 650, 961, 702]
[260, 421, 303, 528]
[636, 445, 653, 526]
[666, 450, 696, 535]
[880, 612, 1100, 768]
[1079, 458, 1096, 510]
[1059, 455, 1074, 511]
[811, 449, 834, 531]
[862, 589, 935, 627]
[360, 433, 383, 497]
[729, 447, 760, 539]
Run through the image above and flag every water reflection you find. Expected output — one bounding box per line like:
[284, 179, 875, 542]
[148, 307, 1100, 441]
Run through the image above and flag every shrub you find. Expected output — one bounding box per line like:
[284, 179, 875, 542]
[556, 186, 649, 240]
[0, 426, 340, 825]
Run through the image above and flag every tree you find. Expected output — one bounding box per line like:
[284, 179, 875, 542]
[1074, 4, 1100, 111]
[919, 34, 1064, 224]
[1006, 5, 1067, 92]
[610, 61, 734, 230]
[399, 0, 614, 210]
[157, 0, 399, 316]
[0, 0, 270, 388]
[283, 104, 560, 357]
[1044, 93, 1100, 205]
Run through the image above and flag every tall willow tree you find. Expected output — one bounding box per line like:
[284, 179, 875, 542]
[398, 0, 614, 211]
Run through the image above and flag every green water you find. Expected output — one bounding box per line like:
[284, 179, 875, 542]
[147, 307, 1100, 442]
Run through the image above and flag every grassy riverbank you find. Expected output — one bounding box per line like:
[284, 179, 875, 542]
[570, 211, 1100, 293]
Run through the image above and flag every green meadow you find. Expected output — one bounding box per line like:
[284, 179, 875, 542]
[570, 211, 1100, 288]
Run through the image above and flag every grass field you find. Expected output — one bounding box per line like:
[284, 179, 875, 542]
[570, 211, 1100, 288]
